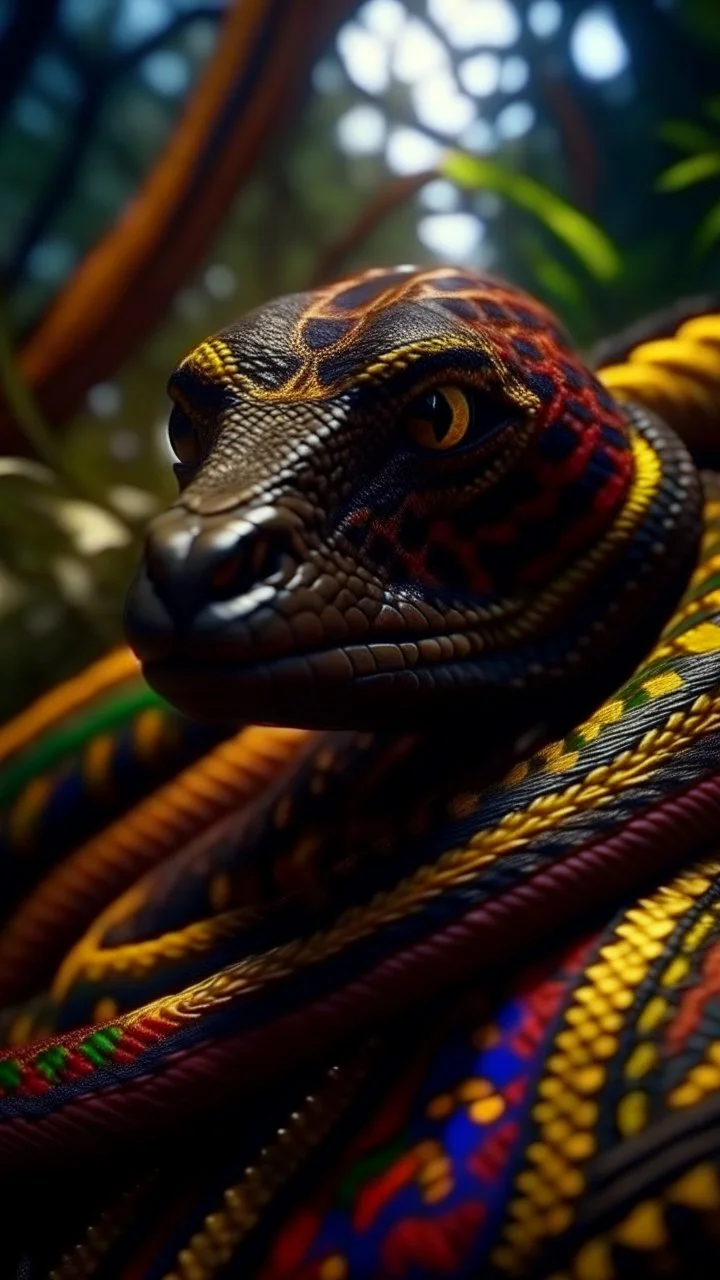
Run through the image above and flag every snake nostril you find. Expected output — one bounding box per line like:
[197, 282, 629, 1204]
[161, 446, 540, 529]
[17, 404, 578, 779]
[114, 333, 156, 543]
[211, 556, 241, 593]
[141, 505, 300, 622]
[251, 536, 290, 581]
[206, 527, 296, 602]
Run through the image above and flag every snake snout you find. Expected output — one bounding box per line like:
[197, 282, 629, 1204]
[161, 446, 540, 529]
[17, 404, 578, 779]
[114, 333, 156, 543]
[139, 503, 300, 626]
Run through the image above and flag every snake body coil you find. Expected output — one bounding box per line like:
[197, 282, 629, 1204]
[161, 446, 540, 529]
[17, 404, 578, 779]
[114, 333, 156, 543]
[3, 267, 720, 1279]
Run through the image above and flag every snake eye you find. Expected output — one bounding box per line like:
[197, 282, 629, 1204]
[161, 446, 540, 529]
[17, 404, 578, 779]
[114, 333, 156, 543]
[168, 407, 201, 466]
[405, 386, 471, 451]
[404, 385, 516, 453]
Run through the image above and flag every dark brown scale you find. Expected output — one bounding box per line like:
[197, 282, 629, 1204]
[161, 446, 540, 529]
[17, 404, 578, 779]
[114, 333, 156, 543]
[333, 273, 408, 309]
[558, 360, 587, 389]
[428, 275, 474, 291]
[511, 337, 544, 362]
[397, 509, 430, 553]
[537, 423, 579, 461]
[425, 544, 471, 591]
[301, 318, 354, 351]
[366, 532, 396, 567]
[437, 298, 480, 321]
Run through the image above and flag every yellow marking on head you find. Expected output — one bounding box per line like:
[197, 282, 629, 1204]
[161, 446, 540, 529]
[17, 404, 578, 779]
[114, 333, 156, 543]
[180, 337, 235, 382]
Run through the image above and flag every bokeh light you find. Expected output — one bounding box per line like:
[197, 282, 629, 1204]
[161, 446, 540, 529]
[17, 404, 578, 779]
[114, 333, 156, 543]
[428, 0, 521, 49]
[527, 0, 562, 39]
[337, 23, 390, 93]
[418, 211, 486, 258]
[386, 126, 443, 174]
[570, 7, 630, 82]
[337, 104, 387, 154]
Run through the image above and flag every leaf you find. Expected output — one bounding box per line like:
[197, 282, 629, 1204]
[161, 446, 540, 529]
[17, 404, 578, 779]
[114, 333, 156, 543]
[659, 120, 720, 154]
[0, 458, 54, 484]
[441, 152, 620, 280]
[657, 152, 720, 192]
[107, 485, 160, 520]
[696, 197, 720, 254]
[532, 256, 585, 308]
[37, 498, 131, 554]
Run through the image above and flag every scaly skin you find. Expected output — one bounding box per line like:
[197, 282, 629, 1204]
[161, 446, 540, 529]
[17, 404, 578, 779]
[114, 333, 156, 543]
[4, 269, 720, 1280]
[126, 266, 699, 730]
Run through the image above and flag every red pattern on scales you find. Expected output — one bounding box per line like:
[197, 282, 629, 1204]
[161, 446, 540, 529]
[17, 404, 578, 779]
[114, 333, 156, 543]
[296, 268, 634, 600]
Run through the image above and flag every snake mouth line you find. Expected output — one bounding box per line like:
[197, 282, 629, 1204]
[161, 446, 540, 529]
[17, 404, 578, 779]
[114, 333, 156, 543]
[141, 633, 476, 687]
[139, 637, 521, 729]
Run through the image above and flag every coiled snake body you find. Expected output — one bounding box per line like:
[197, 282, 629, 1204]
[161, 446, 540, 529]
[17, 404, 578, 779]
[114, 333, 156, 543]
[3, 267, 720, 1279]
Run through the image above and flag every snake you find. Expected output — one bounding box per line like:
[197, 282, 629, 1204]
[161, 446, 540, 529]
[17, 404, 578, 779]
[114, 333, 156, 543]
[2, 265, 720, 1279]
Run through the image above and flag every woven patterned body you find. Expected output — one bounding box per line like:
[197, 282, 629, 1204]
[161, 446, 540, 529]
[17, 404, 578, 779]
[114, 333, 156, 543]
[2, 271, 720, 1279]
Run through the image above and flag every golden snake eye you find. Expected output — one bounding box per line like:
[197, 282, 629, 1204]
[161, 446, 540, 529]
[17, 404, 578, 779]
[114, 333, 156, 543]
[405, 387, 471, 451]
[168, 407, 201, 466]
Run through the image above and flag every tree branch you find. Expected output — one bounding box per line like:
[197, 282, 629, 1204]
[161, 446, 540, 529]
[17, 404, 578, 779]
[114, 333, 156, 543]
[7, 5, 225, 286]
[309, 170, 436, 287]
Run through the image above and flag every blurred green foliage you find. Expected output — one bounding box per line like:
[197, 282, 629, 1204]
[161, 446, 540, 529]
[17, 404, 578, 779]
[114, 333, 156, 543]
[658, 98, 720, 253]
[1, 0, 719, 720]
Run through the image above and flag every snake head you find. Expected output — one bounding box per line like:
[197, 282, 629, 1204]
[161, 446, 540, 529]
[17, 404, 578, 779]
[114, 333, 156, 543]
[124, 266, 697, 730]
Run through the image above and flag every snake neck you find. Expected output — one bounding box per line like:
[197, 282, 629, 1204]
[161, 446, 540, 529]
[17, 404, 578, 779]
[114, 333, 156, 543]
[484, 403, 702, 746]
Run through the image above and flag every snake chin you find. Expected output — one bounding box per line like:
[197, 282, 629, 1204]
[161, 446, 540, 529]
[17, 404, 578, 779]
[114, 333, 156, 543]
[125, 558, 516, 731]
[138, 651, 524, 732]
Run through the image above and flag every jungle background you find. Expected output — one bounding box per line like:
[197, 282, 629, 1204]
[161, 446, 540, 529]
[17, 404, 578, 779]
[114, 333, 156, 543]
[0, 0, 718, 721]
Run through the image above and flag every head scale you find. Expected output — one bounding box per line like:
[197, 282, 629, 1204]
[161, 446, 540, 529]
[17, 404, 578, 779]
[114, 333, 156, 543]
[125, 266, 699, 733]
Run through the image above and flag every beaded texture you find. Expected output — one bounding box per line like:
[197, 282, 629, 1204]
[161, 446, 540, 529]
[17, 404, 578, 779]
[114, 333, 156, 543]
[1, 274, 720, 1280]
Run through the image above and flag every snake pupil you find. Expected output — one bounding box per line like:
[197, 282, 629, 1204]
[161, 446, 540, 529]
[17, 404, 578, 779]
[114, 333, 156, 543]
[405, 387, 473, 451]
[428, 393, 453, 443]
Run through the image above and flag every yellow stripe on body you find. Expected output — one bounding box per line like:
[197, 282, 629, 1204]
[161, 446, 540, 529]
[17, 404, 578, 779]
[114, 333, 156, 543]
[598, 310, 720, 449]
[492, 861, 720, 1275]
[0, 648, 139, 767]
